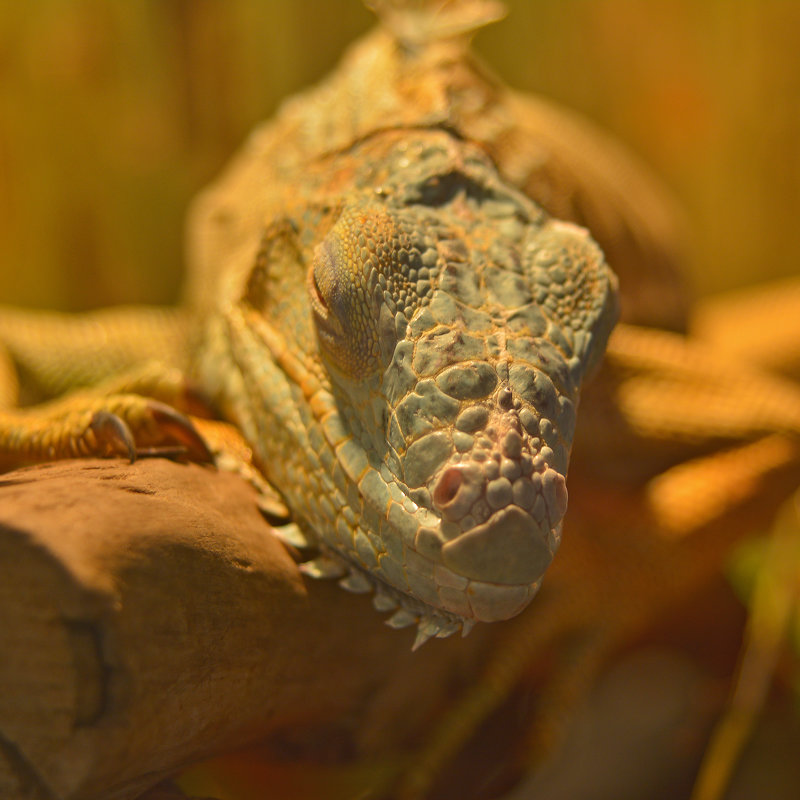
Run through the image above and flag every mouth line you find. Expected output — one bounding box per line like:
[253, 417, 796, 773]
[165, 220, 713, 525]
[328, 538, 542, 626]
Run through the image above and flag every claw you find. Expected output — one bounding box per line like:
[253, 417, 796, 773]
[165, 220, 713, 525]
[89, 411, 137, 462]
[461, 619, 475, 637]
[147, 401, 214, 462]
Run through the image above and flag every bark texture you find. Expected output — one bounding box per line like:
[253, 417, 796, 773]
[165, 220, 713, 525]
[0, 459, 487, 800]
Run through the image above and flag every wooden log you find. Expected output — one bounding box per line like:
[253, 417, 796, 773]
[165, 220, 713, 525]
[3, 428, 797, 799]
[0, 459, 487, 800]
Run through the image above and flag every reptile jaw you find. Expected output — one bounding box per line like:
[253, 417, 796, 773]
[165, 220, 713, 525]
[300, 544, 533, 650]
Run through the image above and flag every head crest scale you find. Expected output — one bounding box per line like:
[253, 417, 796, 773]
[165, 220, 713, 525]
[365, 0, 506, 48]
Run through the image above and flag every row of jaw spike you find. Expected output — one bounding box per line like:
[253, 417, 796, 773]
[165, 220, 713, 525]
[381, 595, 473, 651]
[343, 565, 475, 649]
[251, 473, 472, 647]
[286, 537, 476, 649]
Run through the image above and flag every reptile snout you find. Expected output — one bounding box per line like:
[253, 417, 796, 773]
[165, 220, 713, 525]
[429, 406, 567, 587]
[441, 505, 555, 585]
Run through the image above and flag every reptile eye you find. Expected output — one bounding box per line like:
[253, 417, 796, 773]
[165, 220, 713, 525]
[309, 242, 338, 321]
[310, 264, 328, 312]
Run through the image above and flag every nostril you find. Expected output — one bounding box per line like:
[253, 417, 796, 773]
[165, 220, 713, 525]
[433, 467, 463, 508]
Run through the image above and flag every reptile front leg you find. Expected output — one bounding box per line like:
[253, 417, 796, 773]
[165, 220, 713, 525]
[0, 390, 211, 469]
[0, 306, 212, 470]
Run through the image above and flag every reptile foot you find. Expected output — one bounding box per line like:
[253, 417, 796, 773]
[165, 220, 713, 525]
[0, 394, 214, 470]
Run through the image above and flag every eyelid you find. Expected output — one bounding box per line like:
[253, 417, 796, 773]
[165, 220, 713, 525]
[309, 262, 328, 310]
[308, 241, 336, 323]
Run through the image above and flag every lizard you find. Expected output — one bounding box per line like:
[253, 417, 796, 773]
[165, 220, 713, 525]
[1, 0, 623, 650]
[0, 0, 798, 668]
[3, 2, 800, 797]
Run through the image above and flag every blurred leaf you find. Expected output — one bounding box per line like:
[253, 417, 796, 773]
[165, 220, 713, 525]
[694, 491, 800, 800]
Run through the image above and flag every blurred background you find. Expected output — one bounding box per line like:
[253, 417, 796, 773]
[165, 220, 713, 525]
[0, 0, 798, 312]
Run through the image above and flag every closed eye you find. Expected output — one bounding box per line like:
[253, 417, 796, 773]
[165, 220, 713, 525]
[310, 264, 328, 312]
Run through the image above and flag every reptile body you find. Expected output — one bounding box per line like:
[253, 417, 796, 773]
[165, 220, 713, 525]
[198, 127, 616, 637]
[0, 3, 629, 645]
[5, 6, 800, 797]
[184, 10, 626, 638]
[2, 2, 797, 657]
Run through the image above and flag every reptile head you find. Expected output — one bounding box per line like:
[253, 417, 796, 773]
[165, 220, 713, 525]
[219, 130, 618, 643]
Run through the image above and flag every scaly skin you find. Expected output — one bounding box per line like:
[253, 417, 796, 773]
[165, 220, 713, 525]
[17, 0, 777, 654]
[197, 128, 617, 641]
[2, 9, 800, 795]
[0, 6, 626, 646]
[3, 7, 800, 796]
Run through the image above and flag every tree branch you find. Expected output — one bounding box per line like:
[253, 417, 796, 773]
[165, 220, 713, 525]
[0, 459, 483, 800]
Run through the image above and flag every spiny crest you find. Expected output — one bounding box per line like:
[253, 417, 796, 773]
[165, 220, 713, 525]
[276, 522, 472, 650]
[365, 0, 506, 47]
